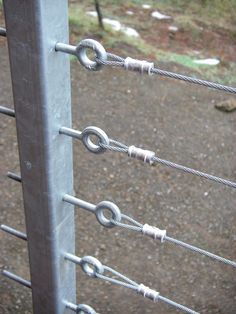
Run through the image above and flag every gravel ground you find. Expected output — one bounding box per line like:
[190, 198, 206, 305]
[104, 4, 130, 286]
[0, 38, 236, 314]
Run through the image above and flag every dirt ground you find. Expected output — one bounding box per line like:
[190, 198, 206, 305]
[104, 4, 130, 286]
[116, 4, 236, 63]
[0, 31, 236, 314]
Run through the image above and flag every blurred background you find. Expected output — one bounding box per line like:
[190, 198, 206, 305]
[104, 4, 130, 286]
[0, 1, 236, 313]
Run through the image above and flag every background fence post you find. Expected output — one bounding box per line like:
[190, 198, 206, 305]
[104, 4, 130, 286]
[3, 1, 76, 313]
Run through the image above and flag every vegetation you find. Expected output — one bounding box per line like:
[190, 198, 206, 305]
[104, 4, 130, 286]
[100, 0, 236, 18]
[94, 0, 104, 30]
[68, 1, 236, 85]
[0, 1, 235, 84]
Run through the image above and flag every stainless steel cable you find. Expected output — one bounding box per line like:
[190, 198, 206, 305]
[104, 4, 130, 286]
[165, 236, 236, 268]
[158, 295, 198, 314]
[107, 52, 125, 62]
[96, 57, 124, 68]
[121, 213, 143, 228]
[56, 39, 236, 93]
[61, 125, 236, 189]
[111, 219, 142, 232]
[103, 265, 138, 286]
[10, 121, 236, 190]
[151, 68, 236, 94]
[151, 155, 236, 189]
[100, 142, 128, 153]
[109, 138, 128, 149]
[96, 273, 138, 290]
[100, 140, 236, 189]
[66, 193, 236, 268]
[95, 54, 236, 94]
[67, 253, 199, 314]
[112, 213, 236, 268]
[96, 272, 199, 314]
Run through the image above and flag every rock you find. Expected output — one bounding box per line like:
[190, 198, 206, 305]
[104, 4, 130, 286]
[87, 14, 140, 37]
[215, 98, 236, 112]
[86, 11, 97, 17]
[193, 58, 220, 65]
[121, 26, 139, 37]
[126, 10, 134, 15]
[168, 25, 178, 39]
[142, 4, 151, 9]
[103, 18, 121, 31]
[168, 25, 178, 32]
[151, 11, 172, 20]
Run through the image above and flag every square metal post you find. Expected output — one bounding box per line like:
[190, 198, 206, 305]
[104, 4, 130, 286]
[3, 1, 76, 313]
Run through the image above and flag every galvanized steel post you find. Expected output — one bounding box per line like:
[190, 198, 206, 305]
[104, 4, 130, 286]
[3, 1, 76, 313]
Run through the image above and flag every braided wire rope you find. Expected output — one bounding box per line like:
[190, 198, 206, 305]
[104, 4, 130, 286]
[66, 253, 199, 314]
[96, 53, 236, 94]
[2, 36, 233, 312]
[165, 236, 236, 268]
[63, 194, 236, 268]
[111, 218, 236, 268]
[99, 142, 236, 189]
[151, 155, 236, 188]
[98, 269, 199, 314]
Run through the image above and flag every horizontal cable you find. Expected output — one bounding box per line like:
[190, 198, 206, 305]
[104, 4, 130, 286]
[98, 53, 236, 94]
[66, 194, 236, 268]
[65, 253, 198, 314]
[158, 295, 198, 314]
[0, 106, 15, 117]
[2, 270, 31, 288]
[96, 272, 137, 291]
[0, 27, 6, 37]
[113, 219, 236, 268]
[0, 224, 27, 241]
[61, 125, 236, 189]
[151, 67, 236, 93]
[165, 236, 236, 268]
[151, 155, 236, 188]
[3, 192, 233, 268]
[56, 39, 236, 94]
[100, 143, 236, 189]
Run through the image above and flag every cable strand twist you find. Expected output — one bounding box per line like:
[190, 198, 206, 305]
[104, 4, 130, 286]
[95, 52, 236, 94]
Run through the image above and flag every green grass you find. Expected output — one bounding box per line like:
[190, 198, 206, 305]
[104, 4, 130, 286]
[90, 0, 236, 31]
[68, 4, 236, 86]
[99, 0, 236, 19]
[69, 7, 98, 35]
[158, 51, 236, 85]
[1, 1, 235, 85]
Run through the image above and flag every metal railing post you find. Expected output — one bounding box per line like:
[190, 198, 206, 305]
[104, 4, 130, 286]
[3, 1, 76, 313]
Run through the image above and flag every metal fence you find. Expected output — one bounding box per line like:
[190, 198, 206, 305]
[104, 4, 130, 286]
[0, 1, 236, 314]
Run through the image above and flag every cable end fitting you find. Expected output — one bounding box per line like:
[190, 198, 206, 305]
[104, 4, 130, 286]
[81, 126, 109, 154]
[137, 284, 159, 302]
[142, 224, 166, 242]
[76, 39, 107, 71]
[128, 146, 155, 164]
[124, 57, 154, 75]
[80, 256, 104, 278]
